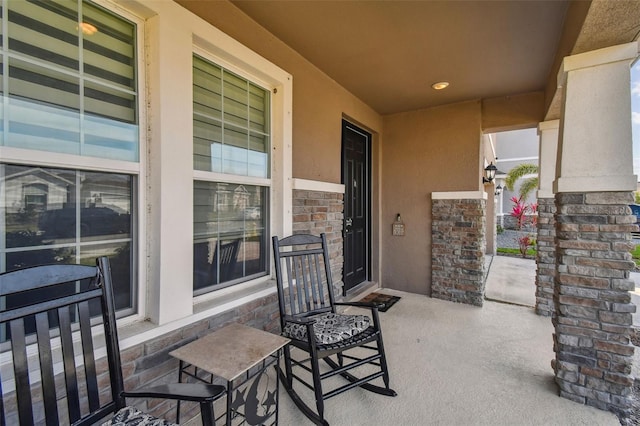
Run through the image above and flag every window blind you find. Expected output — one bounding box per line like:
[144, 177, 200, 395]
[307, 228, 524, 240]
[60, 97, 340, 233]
[193, 54, 270, 177]
[1, 0, 138, 161]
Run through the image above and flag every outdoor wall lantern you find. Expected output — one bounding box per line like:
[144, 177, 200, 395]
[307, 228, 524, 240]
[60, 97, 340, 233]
[482, 162, 497, 183]
[494, 183, 503, 196]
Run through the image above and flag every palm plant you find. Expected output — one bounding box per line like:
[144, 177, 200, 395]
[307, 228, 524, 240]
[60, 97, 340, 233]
[505, 163, 539, 257]
[505, 163, 539, 200]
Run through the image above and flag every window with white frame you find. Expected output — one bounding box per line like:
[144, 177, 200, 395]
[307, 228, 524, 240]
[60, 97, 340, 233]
[193, 54, 270, 294]
[0, 0, 139, 316]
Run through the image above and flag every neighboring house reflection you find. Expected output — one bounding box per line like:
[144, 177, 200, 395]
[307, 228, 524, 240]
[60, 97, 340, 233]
[3, 167, 74, 215]
[3, 167, 131, 242]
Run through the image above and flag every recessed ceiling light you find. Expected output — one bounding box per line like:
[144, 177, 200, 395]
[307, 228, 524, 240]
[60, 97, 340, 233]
[79, 22, 98, 36]
[432, 81, 449, 90]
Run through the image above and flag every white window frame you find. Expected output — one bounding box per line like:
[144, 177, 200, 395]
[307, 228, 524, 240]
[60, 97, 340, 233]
[0, 0, 148, 326]
[191, 46, 273, 295]
[188, 40, 292, 304]
[133, 0, 292, 326]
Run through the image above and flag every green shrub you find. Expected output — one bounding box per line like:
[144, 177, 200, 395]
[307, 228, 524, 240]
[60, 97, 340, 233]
[631, 244, 640, 268]
[497, 247, 537, 257]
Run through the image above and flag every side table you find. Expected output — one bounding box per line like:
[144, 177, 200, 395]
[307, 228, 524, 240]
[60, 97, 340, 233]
[169, 323, 290, 425]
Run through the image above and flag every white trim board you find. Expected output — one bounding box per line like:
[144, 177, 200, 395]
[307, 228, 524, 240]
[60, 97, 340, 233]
[432, 191, 488, 200]
[292, 178, 345, 194]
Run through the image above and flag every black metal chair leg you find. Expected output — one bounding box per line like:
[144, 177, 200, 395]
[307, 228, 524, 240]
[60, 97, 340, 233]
[311, 359, 325, 423]
[377, 336, 393, 390]
[283, 346, 294, 388]
[200, 401, 215, 426]
[276, 363, 329, 426]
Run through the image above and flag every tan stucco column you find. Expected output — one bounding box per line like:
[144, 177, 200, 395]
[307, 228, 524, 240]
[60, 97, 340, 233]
[554, 43, 637, 193]
[538, 120, 559, 200]
[552, 42, 638, 416]
[535, 120, 559, 317]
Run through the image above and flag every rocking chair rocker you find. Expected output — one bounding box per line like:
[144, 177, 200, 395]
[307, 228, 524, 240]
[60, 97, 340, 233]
[272, 233, 397, 426]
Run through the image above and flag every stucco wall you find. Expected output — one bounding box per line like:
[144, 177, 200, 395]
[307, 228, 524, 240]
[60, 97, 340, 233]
[381, 101, 483, 295]
[482, 92, 544, 133]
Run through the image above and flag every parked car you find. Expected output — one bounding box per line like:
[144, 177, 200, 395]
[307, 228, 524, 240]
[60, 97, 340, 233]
[39, 206, 130, 238]
[629, 204, 640, 232]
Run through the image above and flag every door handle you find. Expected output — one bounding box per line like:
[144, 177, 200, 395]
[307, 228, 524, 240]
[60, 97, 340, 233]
[345, 218, 353, 227]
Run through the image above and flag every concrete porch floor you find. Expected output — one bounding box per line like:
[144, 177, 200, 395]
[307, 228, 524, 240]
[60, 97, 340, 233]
[186, 256, 630, 425]
[274, 257, 622, 425]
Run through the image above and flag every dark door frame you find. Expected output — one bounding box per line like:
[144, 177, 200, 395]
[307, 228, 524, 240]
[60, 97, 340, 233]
[341, 119, 372, 296]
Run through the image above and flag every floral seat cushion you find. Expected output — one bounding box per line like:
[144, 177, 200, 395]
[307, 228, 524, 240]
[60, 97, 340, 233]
[283, 313, 370, 345]
[103, 406, 176, 426]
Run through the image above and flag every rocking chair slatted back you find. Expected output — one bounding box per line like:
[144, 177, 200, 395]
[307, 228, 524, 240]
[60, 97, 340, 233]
[272, 233, 397, 425]
[285, 252, 324, 313]
[0, 259, 125, 426]
[1, 258, 226, 426]
[272, 234, 336, 319]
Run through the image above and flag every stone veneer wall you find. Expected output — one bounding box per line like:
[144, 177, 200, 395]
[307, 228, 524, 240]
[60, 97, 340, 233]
[432, 198, 487, 306]
[292, 189, 344, 297]
[552, 192, 637, 417]
[536, 197, 556, 317]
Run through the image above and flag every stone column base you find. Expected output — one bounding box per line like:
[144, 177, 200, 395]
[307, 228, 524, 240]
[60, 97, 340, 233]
[432, 198, 486, 306]
[552, 191, 636, 417]
[536, 197, 556, 317]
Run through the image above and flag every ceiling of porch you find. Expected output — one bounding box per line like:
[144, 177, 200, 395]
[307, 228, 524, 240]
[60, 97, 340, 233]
[186, 0, 640, 118]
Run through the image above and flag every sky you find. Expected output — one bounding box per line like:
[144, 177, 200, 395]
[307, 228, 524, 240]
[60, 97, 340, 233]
[632, 61, 640, 178]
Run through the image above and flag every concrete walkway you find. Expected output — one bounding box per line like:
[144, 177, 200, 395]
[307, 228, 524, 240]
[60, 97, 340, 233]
[485, 254, 640, 324]
[484, 255, 536, 307]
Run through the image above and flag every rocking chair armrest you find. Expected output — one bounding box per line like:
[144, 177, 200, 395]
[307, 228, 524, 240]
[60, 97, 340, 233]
[335, 301, 383, 329]
[123, 383, 226, 403]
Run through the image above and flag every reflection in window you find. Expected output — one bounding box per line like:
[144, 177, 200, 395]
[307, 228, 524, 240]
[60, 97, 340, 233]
[0, 1, 138, 331]
[193, 182, 268, 293]
[1, 164, 135, 314]
[193, 53, 271, 294]
[23, 183, 48, 211]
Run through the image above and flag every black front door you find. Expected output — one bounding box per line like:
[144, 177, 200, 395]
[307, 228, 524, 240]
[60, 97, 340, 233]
[342, 120, 370, 295]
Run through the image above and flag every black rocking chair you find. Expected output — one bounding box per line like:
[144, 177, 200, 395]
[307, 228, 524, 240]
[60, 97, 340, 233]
[0, 257, 225, 425]
[272, 233, 397, 425]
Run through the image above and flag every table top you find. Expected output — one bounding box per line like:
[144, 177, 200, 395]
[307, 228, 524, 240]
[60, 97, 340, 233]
[169, 323, 290, 381]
